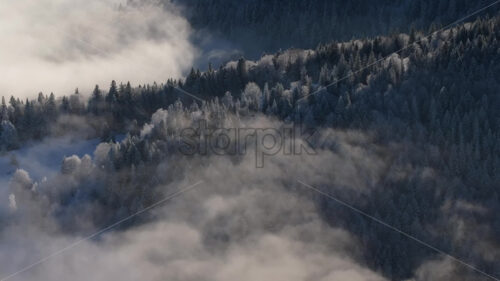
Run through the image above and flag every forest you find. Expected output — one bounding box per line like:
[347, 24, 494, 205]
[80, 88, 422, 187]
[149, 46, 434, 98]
[175, 0, 498, 56]
[0, 2, 499, 281]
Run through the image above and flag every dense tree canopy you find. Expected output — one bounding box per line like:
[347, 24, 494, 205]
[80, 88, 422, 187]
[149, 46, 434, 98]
[174, 0, 497, 56]
[2, 14, 500, 280]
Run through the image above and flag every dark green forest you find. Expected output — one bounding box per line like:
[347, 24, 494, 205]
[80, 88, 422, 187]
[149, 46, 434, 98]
[2, 5, 499, 281]
[175, 0, 498, 56]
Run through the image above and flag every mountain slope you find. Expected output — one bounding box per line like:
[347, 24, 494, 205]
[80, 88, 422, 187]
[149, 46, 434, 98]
[175, 0, 498, 57]
[1, 13, 500, 280]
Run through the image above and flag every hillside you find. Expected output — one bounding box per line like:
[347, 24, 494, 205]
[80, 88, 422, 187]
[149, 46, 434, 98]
[175, 0, 498, 56]
[1, 7, 499, 281]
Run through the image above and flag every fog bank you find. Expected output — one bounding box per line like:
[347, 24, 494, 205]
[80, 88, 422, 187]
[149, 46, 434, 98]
[0, 0, 197, 98]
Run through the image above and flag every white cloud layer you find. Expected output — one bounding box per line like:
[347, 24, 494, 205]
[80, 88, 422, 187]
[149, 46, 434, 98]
[0, 117, 390, 281]
[0, 0, 197, 98]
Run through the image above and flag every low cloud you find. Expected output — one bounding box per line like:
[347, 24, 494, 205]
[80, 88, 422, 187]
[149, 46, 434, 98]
[6, 113, 492, 281]
[0, 0, 197, 98]
[0, 115, 390, 281]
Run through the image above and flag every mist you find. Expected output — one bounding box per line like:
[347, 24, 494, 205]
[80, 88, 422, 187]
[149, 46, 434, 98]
[0, 0, 197, 98]
[1, 103, 497, 280]
[0, 115, 391, 281]
[1, 3, 499, 280]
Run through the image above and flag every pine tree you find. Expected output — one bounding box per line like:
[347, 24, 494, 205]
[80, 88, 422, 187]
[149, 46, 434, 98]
[1, 96, 8, 121]
[106, 80, 118, 104]
[237, 57, 248, 88]
[46, 93, 57, 120]
[89, 85, 104, 115]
